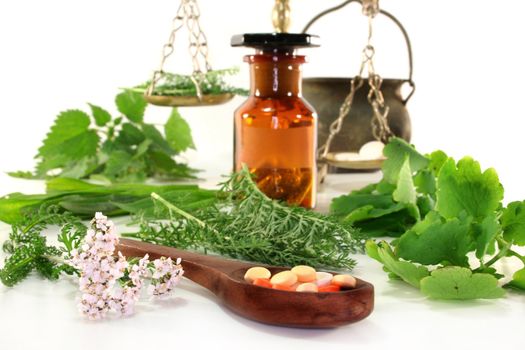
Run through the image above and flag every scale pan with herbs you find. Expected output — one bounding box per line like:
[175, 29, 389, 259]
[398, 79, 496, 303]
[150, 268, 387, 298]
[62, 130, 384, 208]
[144, 0, 235, 107]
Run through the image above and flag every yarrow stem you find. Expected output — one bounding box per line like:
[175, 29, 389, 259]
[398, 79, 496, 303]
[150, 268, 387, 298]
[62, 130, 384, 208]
[69, 212, 184, 320]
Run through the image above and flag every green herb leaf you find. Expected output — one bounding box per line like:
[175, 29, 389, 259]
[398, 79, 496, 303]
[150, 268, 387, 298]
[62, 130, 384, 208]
[38, 110, 91, 157]
[142, 124, 176, 156]
[436, 157, 503, 220]
[393, 157, 417, 205]
[382, 137, 429, 184]
[366, 240, 429, 288]
[115, 123, 146, 146]
[428, 150, 448, 174]
[414, 170, 436, 196]
[88, 103, 112, 126]
[506, 267, 525, 291]
[420, 267, 505, 300]
[0, 207, 86, 287]
[165, 108, 195, 152]
[501, 201, 525, 246]
[396, 212, 473, 267]
[331, 193, 399, 219]
[471, 213, 500, 259]
[103, 150, 133, 177]
[115, 90, 147, 123]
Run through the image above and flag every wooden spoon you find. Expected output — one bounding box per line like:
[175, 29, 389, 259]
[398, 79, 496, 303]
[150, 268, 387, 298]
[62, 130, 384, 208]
[117, 238, 374, 328]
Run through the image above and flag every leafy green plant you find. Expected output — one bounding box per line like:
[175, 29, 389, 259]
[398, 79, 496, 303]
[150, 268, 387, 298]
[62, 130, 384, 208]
[131, 68, 248, 97]
[0, 206, 86, 287]
[9, 91, 197, 183]
[125, 167, 364, 269]
[0, 177, 217, 225]
[331, 138, 525, 299]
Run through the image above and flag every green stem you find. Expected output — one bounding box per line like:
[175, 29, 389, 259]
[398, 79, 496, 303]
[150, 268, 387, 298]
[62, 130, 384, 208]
[508, 249, 525, 265]
[484, 237, 513, 268]
[151, 192, 206, 227]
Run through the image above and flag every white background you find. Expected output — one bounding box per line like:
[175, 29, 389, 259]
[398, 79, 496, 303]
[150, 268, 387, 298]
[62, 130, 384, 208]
[1, 1, 525, 349]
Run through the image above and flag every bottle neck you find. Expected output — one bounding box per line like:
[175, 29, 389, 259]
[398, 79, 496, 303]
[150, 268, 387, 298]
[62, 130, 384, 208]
[245, 50, 306, 98]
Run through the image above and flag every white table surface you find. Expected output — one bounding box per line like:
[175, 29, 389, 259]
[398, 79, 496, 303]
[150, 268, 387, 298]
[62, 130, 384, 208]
[0, 170, 524, 350]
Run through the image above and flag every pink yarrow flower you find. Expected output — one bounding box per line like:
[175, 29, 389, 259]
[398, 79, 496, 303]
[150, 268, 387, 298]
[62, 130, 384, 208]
[69, 212, 184, 320]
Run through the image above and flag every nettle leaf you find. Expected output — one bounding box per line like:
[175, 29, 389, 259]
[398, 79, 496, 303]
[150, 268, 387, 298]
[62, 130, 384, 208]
[501, 201, 525, 246]
[104, 150, 132, 177]
[88, 103, 112, 126]
[38, 110, 92, 158]
[165, 108, 195, 152]
[506, 267, 525, 291]
[420, 267, 505, 300]
[396, 212, 474, 267]
[366, 240, 429, 288]
[436, 157, 503, 220]
[37, 128, 99, 176]
[382, 137, 429, 184]
[116, 123, 146, 146]
[59, 156, 98, 179]
[142, 124, 176, 156]
[115, 90, 147, 123]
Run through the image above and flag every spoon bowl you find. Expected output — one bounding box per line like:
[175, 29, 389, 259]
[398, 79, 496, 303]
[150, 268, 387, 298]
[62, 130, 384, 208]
[117, 238, 374, 328]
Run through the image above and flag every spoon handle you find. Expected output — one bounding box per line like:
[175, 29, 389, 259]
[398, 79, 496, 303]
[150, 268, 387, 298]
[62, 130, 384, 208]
[117, 238, 253, 292]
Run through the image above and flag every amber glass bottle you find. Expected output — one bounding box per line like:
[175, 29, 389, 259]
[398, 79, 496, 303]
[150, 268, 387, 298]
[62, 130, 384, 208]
[231, 33, 319, 208]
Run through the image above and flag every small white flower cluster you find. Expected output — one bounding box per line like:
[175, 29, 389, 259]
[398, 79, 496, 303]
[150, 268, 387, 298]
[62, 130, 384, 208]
[70, 212, 184, 320]
[150, 256, 183, 297]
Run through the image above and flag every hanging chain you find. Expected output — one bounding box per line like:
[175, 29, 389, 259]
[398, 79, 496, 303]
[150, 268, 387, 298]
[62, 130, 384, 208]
[272, 0, 291, 33]
[318, 0, 392, 181]
[361, 3, 392, 143]
[146, 0, 212, 99]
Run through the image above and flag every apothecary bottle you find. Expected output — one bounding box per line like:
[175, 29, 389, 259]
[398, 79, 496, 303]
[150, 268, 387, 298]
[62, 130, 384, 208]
[231, 33, 319, 208]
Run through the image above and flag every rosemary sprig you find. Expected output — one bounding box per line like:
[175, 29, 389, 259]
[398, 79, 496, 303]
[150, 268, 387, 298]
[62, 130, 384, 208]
[125, 168, 364, 270]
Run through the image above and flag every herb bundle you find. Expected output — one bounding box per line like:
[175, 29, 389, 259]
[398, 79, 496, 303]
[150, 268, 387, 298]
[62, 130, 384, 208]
[0, 177, 217, 225]
[132, 68, 248, 97]
[330, 138, 525, 299]
[126, 167, 365, 270]
[9, 90, 197, 183]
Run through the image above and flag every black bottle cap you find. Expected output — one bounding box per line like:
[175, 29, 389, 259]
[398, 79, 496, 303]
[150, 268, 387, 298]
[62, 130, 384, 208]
[231, 33, 320, 49]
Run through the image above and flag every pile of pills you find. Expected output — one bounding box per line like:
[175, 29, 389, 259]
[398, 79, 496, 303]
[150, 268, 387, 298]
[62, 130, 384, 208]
[243, 265, 357, 293]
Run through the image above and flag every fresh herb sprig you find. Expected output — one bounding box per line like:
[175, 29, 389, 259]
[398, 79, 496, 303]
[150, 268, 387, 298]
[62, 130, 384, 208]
[0, 206, 86, 287]
[330, 138, 525, 299]
[9, 91, 197, 183]
[125, 167, 364, 270]
[131, 68, 248, 97]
